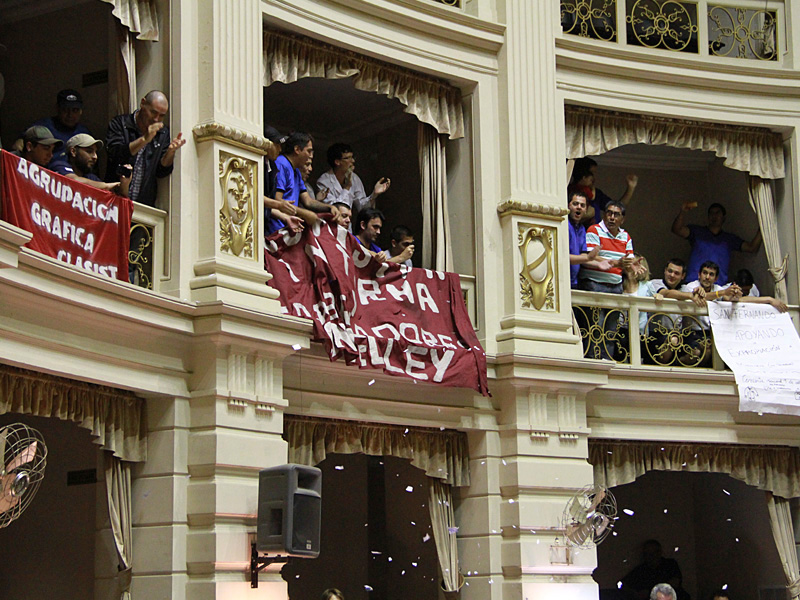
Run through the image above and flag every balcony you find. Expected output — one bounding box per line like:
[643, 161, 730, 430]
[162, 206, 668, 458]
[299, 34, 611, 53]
[560, 0, 783, 64]
[572, 290, 800, 369]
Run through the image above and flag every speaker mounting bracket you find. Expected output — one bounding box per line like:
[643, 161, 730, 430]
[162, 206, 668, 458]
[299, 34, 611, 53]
[250, 542, 289, 588]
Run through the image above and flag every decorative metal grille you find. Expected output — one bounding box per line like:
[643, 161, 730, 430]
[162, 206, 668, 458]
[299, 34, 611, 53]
[561, 0, 618, 42]
[432, 0, 460, 7]
[626, 0, 699, 53]
[573, 305, 714, 368]
[708, 6, 777, 60]
[128, 222, 154, 290]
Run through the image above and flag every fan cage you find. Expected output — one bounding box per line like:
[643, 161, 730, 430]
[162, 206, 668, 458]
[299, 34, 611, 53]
[0, 423, 48, 528]
[562, 484, 618, 548]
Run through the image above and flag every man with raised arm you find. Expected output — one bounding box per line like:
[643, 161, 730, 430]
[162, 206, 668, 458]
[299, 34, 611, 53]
[105, 90, 186, 207]
[671, 201, 762, 285]
[317, 143, 391, 213]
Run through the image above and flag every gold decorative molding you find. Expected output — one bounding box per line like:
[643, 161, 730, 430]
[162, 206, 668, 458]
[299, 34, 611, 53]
[193, 121, 273, 155]
[219, 152, 256, 259]
[518, 225, 557, 311]
[498, 200, 569, 220]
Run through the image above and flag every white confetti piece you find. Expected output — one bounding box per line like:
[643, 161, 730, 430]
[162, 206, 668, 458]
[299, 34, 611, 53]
[365, 585, 373, 591]
[722, 584, 728, 590]
[368, 379, 375, 386]
[723, 489, 731, 495]
[412, 562, 418, 567]
[623, 508, 634, 516]
[335, 465, 344, 470]
[448, 526, 459, 534]
[423, 534, 431, 542]
[291, 344, 302, 350]
[406, 486, 414, 492]
[617, 582, 623, 589]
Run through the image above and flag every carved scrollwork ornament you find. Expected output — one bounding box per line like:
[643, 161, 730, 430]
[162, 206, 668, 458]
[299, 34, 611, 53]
[518, 225, 556, 311]
[219, 152, 256, 258]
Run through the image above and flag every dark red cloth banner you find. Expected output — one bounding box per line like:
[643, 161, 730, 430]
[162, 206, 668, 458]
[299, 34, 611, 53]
[1, 150, 132, 282]
[265, 218, 489, 395]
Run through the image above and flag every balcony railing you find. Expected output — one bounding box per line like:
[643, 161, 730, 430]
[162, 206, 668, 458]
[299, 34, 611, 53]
[572, 290, 800, 369]
[129, 203, 167, 291]
[560, 0, 781, 62]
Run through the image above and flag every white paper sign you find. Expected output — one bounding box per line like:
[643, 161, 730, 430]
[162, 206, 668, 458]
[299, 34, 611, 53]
[708, 302, 800, 416]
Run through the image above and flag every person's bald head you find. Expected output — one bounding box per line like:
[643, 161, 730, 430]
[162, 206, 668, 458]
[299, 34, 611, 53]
[136, 90, 169, 134]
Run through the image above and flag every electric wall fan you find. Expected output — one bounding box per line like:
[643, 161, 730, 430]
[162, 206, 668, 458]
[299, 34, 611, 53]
[0, 423, 48, 528]
[562, 484, 617, 548]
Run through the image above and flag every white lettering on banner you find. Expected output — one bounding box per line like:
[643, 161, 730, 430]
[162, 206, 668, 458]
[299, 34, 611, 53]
[31, 203, 95, 252]
[279, 258, 300, 283]
[405, 346, 429, 380]
[386, 279, 415, 304]
[358, 279, 385, 305]
[17, 158, 119, 223]
[352, 246, 371, 268]
[372, 323, 400, 340]
[55, 250, 118, 278]
[430, 348, 454, 382]
[306, 240, 329, 264]
[416, 283, 440, 313]
[400, 323, 422, 345]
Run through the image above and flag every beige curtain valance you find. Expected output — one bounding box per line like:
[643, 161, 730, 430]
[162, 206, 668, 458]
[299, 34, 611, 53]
[590, 440, 800, 499]
[565, 106, 785, 180]
[0, 364, 147, 462]
[100, 0, 159, 41]
[284, 415, 470, 486]
[263, 30, 465, 140]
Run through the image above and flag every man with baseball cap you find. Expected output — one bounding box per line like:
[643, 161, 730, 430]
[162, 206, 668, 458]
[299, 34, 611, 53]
[31, 88, 92, 167]
[16, 126, 63, 167]
[53, 133, 131, 196]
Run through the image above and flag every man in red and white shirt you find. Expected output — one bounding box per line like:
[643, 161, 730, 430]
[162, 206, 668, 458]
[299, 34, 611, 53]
[579, 200, 634, 294]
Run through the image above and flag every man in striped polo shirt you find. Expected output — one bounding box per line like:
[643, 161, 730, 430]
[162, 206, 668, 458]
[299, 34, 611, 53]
[579, 201, 634, 294]
[578, 201, 634, 360]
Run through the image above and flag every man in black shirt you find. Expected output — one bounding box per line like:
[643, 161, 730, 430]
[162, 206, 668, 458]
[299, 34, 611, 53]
[105, 90, 185, 206]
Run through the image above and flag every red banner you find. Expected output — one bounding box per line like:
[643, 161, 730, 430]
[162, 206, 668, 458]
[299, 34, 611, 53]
[1, 150, 132, 281]
[265, 218, 489, 395]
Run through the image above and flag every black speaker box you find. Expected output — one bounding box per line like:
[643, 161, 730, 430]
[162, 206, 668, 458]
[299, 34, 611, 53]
[257, 464, 321, 557]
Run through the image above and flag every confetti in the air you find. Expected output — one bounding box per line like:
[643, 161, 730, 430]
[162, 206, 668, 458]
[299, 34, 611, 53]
[292, 344, 302, 350]
[623, 508, 635, 516]
[406, 486, 414, 492]
[723, 489, 731, 495]
[423, 534, 431, 542]
[368, 379, 375, 386]
[335, 465, 344, 470]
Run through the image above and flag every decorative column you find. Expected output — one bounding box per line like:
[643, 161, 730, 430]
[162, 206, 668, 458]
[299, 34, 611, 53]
[495, 1, 580, 358]
[188, 0, 281, 311]
[184, 320, 310, 600]
[494, 379, 599, 600]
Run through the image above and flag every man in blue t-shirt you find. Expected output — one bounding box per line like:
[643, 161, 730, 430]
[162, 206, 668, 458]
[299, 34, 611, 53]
[566, 188, 600, 287]
[267, 131, 338, 235]
[671, 201, 762, 285]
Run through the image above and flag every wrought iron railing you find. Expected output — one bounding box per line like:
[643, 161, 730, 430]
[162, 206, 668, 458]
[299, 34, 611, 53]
[129, 202, 166, 291]
[560, 0, 781, 62]
[572, 291, 799, 369]
[431, 0, 461, 7]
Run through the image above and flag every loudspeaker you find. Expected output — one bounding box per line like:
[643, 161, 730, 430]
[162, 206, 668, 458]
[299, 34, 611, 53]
[257, 464, 321, 557]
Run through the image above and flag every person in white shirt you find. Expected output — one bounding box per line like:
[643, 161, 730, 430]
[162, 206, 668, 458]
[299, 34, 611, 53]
[316, 143, 390, 213]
